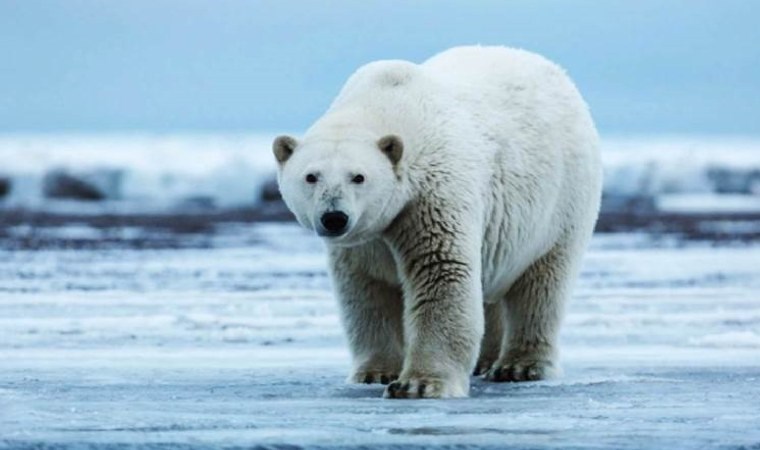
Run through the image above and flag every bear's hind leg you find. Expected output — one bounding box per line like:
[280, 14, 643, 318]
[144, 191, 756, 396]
[473, 301, 505, 376]
[486, 242, 577, 382]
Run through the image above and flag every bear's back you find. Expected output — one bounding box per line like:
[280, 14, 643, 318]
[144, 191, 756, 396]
[423, 45, 564, 87]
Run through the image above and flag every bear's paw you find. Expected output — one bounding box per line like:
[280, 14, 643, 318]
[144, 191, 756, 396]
[383, 374, 468, 399]
[485, 356, 558, 382]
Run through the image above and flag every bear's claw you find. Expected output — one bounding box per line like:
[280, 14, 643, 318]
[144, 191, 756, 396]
[472, 359, 496, 376]
[384, 378, 439, 399]
[350, 371, 398, 385]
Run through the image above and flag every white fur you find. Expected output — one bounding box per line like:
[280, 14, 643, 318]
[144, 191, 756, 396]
[274, 46, 602, 398]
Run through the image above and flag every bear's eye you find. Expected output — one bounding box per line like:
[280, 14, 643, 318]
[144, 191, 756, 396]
[305, 173, 318, 184]
[352, 174, 365, 184]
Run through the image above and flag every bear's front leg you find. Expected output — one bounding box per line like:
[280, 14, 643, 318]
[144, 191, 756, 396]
[382, 201, 484, 399]
[329, 246, 405, 385]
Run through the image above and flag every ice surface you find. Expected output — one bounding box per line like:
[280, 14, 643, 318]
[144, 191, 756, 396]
[1, 134, 759, 213]
[1, 224, 759, 449]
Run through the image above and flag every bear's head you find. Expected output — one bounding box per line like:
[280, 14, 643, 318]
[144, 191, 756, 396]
[273, 133, 405, 246]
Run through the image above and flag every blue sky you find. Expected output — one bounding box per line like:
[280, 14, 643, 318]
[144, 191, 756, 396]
[1, 0, 758, 135]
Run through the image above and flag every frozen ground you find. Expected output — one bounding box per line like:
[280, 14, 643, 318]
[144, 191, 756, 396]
[1, 224, 759, 449]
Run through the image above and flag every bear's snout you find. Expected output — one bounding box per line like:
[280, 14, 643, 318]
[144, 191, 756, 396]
[319, 211, 349, 236]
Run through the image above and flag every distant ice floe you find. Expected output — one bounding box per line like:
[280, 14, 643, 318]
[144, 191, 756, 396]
[689, 331, 760, 348]
[0, 133, 278, 212]
[0, 133, 758, 214]
[602, 136, 760, 214]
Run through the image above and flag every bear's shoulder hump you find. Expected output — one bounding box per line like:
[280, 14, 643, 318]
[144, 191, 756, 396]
[352, 60, 418, 89]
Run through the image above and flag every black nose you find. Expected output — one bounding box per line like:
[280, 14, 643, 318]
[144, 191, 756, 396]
[320, 211, 349, 235]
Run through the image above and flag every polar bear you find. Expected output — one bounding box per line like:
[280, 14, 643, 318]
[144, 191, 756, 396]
[273, 46, 602, 398]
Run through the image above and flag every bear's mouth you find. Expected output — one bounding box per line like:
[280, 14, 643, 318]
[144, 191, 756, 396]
[316, 228, 348, 238]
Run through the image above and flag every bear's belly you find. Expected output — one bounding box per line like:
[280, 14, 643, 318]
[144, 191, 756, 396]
[481, 258, 532, 304]
[480, 209, 559, 304]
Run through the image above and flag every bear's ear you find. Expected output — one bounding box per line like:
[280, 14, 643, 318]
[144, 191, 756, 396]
[273, 135, 298, 164]
[377, 135, 403, 166]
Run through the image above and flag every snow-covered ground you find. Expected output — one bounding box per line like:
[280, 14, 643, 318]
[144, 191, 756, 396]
[1, 134, 759, 214]
[1, 224, 759, 449]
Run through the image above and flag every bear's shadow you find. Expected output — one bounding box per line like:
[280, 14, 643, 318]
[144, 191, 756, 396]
[333, 378, 537, 400]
